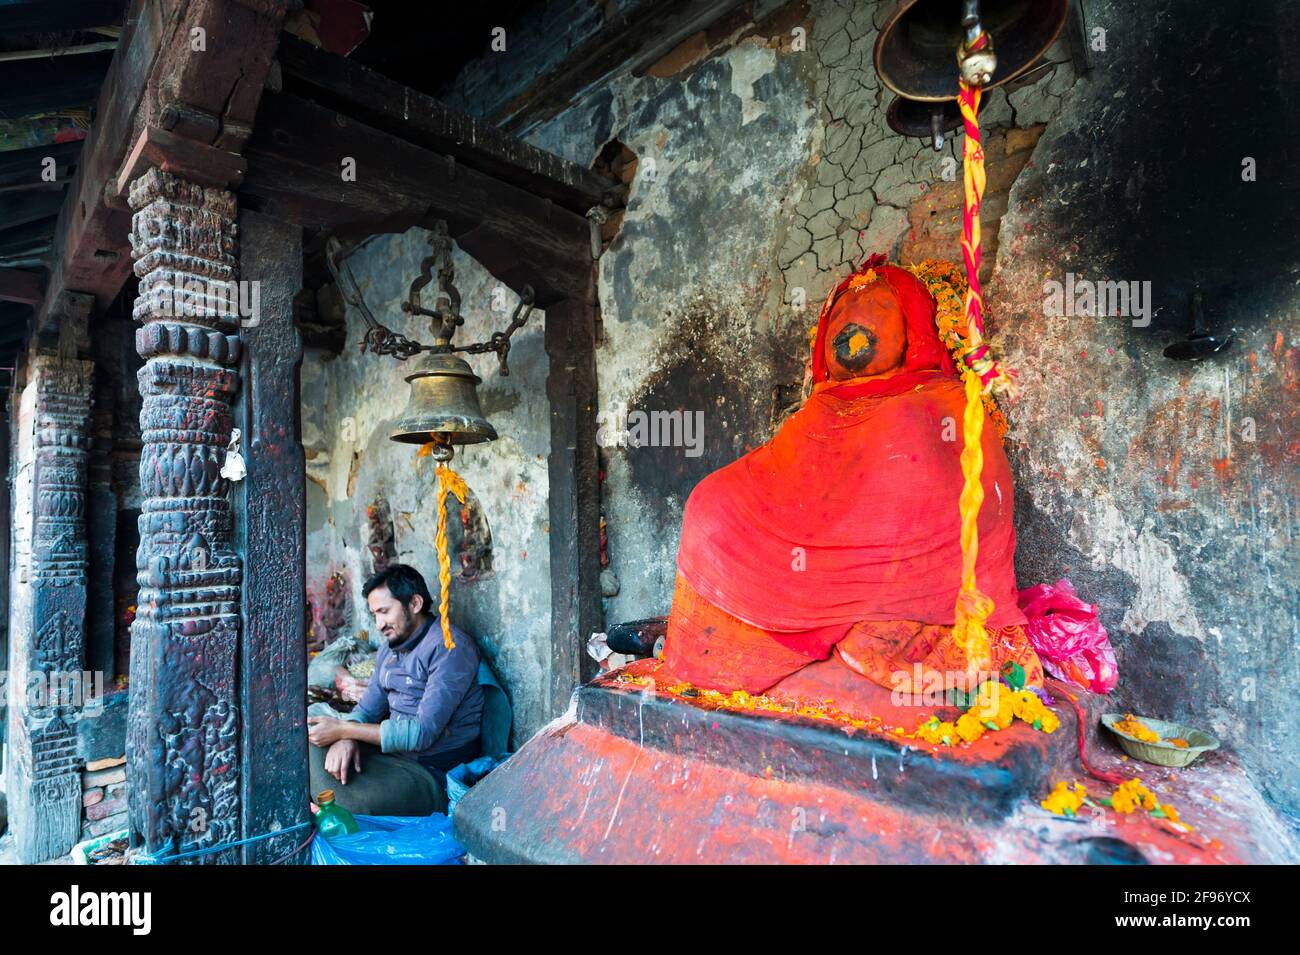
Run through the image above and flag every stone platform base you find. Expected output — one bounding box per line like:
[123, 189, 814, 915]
[454, 659, 1299, 864]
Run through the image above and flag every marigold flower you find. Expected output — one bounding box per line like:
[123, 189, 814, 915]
[955, 712, 986, 744]
[914, 720, 957, 745]
[1111, 778, 1158, 814]
[1011, 689, 1045, 722]
[1041, 780, 1087, 817]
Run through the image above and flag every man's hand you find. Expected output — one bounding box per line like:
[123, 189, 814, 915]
[307, 715, 348, 748]
[323, 739, 363, 785]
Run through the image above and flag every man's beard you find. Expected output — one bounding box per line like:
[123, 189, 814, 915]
[385, 607, 418, 647]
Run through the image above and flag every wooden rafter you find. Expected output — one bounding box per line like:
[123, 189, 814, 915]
[275, 34, 621, 217]
[241, 92, 592, 306]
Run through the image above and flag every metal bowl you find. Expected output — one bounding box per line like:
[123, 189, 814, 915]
[1102, 713, 1220, 768]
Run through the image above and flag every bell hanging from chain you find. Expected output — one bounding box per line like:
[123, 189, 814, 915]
[389, 223, 498, 447]
[874, 0, 1068, 103]
[390, 351, 498, 446]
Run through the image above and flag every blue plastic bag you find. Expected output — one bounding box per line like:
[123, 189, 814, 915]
[444, 754, 509, 817]
[310, 813, 465, 865]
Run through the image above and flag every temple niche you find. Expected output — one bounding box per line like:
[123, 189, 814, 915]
[0, 0, 1296, 880]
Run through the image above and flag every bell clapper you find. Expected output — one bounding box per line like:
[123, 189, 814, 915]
[428, 434, 455, 463]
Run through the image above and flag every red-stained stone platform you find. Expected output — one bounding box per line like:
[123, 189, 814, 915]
[453, 658, 1300, 864]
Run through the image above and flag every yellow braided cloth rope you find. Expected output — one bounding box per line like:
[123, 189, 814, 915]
[951, 78, 993, 675]
[417, 439, 469, 651]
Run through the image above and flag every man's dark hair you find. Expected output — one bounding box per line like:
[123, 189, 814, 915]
[362, 563, 434, 614]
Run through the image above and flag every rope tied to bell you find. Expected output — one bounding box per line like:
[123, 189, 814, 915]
[416, 435, 469, 651]
[950, 77, 1017, 677]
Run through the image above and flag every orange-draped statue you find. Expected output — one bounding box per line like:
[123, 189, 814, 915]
[663, 255, 1043, 697]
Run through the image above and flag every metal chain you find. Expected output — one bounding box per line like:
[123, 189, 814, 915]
[325, 224, 538, 369]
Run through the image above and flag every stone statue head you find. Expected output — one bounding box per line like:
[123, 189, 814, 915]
[822, 275, 908, 380]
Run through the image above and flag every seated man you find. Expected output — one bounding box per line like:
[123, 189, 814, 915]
[663, 256, 1043, 698]
[307, 563, 485, 815]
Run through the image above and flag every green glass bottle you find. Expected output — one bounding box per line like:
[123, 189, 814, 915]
[315, 789, 360, 837]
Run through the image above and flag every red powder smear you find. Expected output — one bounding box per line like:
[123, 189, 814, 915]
[1248, 352, 1259, 374]
[1164, 448, 1183, 489]
[1095, 399, 1104, 418]
[1212, 458, 1237, 482]
[1095, 458, 1106, 469]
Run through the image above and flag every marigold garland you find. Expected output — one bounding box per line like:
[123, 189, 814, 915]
[906, 258, 1009, 439]
[913, 680, 1059, 747]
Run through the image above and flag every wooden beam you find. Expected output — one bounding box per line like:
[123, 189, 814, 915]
[0, 268, 46, 306]
[235, 209, 309, 864]
[544, 268, 603, 717]
[275, 34, 620, 218]
[0, 51, 113, 117]
[240, 92, 592, 307]
[115, 124, 247, 196]
[0, 142, 83, 183]
[41, 0, 290, 317]
[39, 0, 169, 315]
[0, 218, 58, 258]
[0, 190, 70, 232]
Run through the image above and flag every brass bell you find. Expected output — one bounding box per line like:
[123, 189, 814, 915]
[886, 95, 985, 149]
[875, 0, 1068, 102]
[389, 350, 498, 445]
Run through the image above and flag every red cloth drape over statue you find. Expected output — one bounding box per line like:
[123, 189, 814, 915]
[663, 260, 1035, 694]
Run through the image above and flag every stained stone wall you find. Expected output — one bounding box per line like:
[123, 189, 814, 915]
[307, 0, 1298, 818]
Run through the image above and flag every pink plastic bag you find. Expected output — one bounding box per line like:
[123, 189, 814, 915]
[1017, 579, 1118, 694]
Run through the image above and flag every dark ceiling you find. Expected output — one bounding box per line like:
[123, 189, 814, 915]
[0, 1, 126, 377]
[0, 0, 547, 383]
[347, 0, 542, 96]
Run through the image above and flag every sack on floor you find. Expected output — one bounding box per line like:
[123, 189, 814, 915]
[307, 635, 357, 688]
[309, 813, 465, 865]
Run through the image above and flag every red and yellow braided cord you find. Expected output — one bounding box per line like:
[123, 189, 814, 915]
[951, 78, 993, 674]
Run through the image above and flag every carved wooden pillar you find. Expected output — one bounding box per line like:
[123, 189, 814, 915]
[4, 353, 94, 863]
[125, 168, 243, 861]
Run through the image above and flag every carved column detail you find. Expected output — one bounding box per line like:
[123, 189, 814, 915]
[5, 354, 93, 863]
[126, 169, 243, 861]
